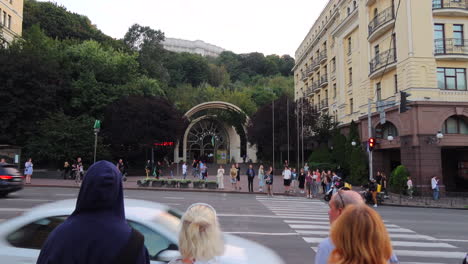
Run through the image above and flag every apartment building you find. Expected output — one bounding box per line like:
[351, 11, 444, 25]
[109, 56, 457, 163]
[162, 38, 225, 57]
[0, 0, 23, 45]
[293, 0, 468, 192]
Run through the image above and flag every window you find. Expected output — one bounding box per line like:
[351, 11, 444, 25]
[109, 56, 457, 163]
[347, 7, 351, 15]
[374, 8, 378, 18]
[7, 15, 11, 29]
[7, 216, 67, 249]
[434, 24, 445, 53]
[348, 37, 352, 54]
[0, 9, 2, 25]
[437, 68, 467, 90]
[349, 98, 354, 114]
[331, 58, 336, 72]
[374, 45, 380, 57]
[376, 122, 399, 139]
[453, 24, 464, 46]
[376, 82, 382, 101]
[324, 65, 328, 75]
[348, 67, 353, 85]
[2, 12, 6, 27]
[353, 1, 357, 9]
[333, 83, 337, 98]
[442, 116, 468, 134]
[394, 74, 398, 93]
[128, 221, 177, 260]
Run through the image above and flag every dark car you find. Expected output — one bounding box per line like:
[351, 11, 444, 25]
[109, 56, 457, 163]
[0, 164, 23, 197]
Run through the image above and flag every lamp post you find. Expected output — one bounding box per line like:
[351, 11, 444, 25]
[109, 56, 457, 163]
[93, 120, 101, 163]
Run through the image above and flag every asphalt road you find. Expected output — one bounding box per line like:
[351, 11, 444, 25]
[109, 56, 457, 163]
[1, 187, 467, 264]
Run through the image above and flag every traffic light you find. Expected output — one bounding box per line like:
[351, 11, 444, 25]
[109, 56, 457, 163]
[368, 137, 376, 151]
[400, 91, 411, 113]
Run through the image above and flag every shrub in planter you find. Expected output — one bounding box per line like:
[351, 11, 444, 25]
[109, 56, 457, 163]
[151, 179, 166, 187]
[166, 179, 178, 188]
[390, 165, 410, 194]
[137, 179, 150, 187]
[179, 180, 191, 188]
[193, 180, 205, 189]
[205, 180, 218, 189]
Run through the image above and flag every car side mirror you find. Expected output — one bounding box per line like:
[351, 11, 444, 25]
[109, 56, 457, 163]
[157, 249, 181, 262]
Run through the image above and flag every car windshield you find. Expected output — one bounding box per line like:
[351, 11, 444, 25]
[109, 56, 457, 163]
[1, 165, 21, 176]
[152, 209, 182, 234]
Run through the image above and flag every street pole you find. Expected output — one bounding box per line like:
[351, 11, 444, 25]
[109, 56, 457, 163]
[287, 97, 290, 165]
[296, 98, 300, 170]
[93, 120, 101, 164]
[272, 99, 275, 173]
[368, 98, 373, 180]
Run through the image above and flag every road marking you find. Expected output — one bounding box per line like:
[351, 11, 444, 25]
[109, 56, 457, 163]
[437, 238, 468, 243]
[284, 220, 329, 224]
[224, 232, 299, 236]
[386, 228, 415, 233]
[258, 200, 325, 204]
[393, 249, 466, 259]
[218, 214, 326, 220]
[5, 198, 54, 202]
[391, 241, 456, 248]
[311, 246, 318, 252]
[272, 210, 328, 215]
[389, 233, 435, 240]
[303, 237, 326, 243]
[296, 230, 329, 235]
[55, 193, 77, 196]
[0, 208, 29, 211]
[400, 262, 447, 264]
[163, 197, 185, 199]
[274, 214, 328, 219]
[290, 224, 329, 230]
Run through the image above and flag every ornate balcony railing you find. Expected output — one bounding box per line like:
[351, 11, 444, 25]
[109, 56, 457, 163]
[368, 5, 395, 36]
[319, 50, 328, 63]
[432, 0, 468, 9]
[320, 99, 329, 109]
[369, 48, 397, 74]
[434, 38, 468, 56]
[319, 74, 329, 87]
[311, 59, 320, 70]
[301, 72, 307, 81]
[312, 81, 320, 93]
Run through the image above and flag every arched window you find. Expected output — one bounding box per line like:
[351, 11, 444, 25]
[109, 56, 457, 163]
[442, 115, 468, 134]
[375, 122, 399, 139]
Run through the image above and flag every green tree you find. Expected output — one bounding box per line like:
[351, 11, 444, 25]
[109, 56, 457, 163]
[390, 165, 410, 194]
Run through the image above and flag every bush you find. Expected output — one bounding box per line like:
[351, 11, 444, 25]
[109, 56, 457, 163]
[390, 165, 410, 194]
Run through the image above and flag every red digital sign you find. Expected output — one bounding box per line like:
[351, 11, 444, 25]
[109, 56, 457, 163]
[154, 142, 174, 146]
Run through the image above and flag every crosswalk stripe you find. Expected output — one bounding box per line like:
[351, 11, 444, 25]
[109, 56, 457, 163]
[303, 237, 326, 243]
[272, 210, 328, 215]
[296, 230, 329, 235]
[275, 215, 328, 219]
[386, 228, 415, 233]
[389, 233, 435, 240]
[289, 224, 330, 230]
[0, 208, 28, 212]
[393, 249, 466, 259]
[391, 241, 456, 248]
[400, 262, 447, 264]
[284, 220, 329, 224]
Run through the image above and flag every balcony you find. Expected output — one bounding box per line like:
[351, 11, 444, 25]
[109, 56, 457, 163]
[312, 81, 320, 93]
[312, 59, 320, 71]
[319, 50, 328, 64]
[320, 99, 329, 110]
[368, 6, 395, 42]
[319, 74, 329, 87]
[434, 38, 468, 61]
[305, 84, 314, 95]
[369, 48, 397, 79]
[306, 65, 314, 76]
[432, 0, 468, 16]
[301, 72, 308, 82]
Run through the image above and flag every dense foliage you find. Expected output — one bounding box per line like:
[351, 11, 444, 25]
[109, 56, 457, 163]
[0, 0, 296, 167]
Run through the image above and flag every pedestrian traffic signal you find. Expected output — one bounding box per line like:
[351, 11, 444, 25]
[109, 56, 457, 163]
[368, 137, 376, 151]
[400, 91, 411, 113]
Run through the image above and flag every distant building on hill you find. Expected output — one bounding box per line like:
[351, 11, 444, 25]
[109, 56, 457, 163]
[0, 0, 23, 45]
[162, 38, 225, 57]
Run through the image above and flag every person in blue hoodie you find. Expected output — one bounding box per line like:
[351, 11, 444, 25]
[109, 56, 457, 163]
[37, 160, 150, 264]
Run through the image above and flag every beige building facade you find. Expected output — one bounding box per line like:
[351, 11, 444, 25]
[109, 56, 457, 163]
[294, 0, 468, 192]
[0, 0, 23, 45]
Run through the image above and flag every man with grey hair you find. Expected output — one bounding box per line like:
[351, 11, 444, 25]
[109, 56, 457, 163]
[315, 190, 399, 264]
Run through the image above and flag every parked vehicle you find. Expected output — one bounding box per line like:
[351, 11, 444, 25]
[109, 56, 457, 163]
[0, 199, 285, 264]
[0, 164, 23, 197]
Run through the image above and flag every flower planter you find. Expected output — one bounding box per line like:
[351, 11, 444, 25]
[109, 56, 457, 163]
[179, 181, 191, 188]
[152, 180, 165, 187]
[166, 181, 178, 188]
[206, 182, 218, 189]
[137, 179, 149, 187]
[193, 181, 205, 189]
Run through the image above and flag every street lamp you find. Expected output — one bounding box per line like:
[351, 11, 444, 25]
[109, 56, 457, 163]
[351, 141, 357, 146]
[387, 135, 394, 142]
[436, 131, 444, 140]
[93, 120, 101, 163]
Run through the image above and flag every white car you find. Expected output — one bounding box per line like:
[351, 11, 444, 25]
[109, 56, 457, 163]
[0, 199, 284, 264]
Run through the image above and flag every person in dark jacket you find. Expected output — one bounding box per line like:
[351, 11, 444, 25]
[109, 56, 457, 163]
[246, 164, 256, 192]
[36, 160, 150, 264]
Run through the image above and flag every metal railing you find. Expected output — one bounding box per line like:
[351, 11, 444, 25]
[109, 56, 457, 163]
[306, 65, 315, 76]
[368, 5, 395, 36]
[434, 38, 468, 55]
[432, 0, 468, 9]
[369, 48, 397, 74]
[311, 59, 320, 70]
[320, 99, 329, 109]
[301, 72, 307, 81]
[319, 74, 328, 87]
[319, 50, 328, 63]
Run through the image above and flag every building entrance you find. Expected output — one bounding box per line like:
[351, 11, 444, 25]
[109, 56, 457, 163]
[186, 119, 229, 164]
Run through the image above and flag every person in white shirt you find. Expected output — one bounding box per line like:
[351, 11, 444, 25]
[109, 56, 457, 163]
[407, 176, 413, 199]
[216, 165, 224, 190]
[431, 176, 439, 200]
[282, 166, 292, 193]
[182, 162, 188, 179]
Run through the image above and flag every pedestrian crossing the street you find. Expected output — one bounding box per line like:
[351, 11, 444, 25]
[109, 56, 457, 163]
[256, 196, 467, 264]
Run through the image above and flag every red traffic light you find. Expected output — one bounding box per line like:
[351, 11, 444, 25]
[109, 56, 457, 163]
[368, 137, 376, 151]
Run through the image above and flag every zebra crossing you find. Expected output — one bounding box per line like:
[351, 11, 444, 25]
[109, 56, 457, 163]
[256, 195, 467, 264]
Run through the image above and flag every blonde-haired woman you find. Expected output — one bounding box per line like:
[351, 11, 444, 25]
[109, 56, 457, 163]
[169, 203, 224, 264]
[329, 204, 393, 264]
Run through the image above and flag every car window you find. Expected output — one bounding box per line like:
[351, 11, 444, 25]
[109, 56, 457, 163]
[1, 165, 21, 176]
[7, 216, 67, 249]
[128, 220, 177, 260]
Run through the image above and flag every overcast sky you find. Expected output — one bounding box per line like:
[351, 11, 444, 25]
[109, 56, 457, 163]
[41, 0, 328, 57]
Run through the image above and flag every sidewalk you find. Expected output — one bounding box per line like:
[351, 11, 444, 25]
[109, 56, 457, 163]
[25, 177, 468, 209]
